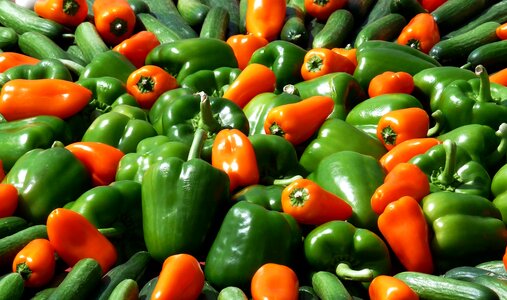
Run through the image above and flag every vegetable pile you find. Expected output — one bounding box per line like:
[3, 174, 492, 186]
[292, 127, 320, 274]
[1, 0, 507, 299]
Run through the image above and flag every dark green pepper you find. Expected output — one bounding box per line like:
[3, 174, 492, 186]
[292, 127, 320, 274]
[0, 58, 72, 87]
[76, 76, 129, 114]
[491, 164, 507, 225]
[232, 184, 284, 211]
[79, 50, 137, 83]
[180, 66, 242, 97]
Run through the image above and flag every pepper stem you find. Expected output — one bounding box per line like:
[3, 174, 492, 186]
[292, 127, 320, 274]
[475, 65, 493, 103]
[187, 128, 207, 161]
[110, 18, 128, 37]
[381, 126, 397, 145]
[406, 39, 421, 51]
[336, 263, 374, 282]
[289, 187, 309, 207]
[16, 263, 32, 281]
[273, 175, 303, 186]
[136, 76, 155, 93]
[98, 226, 125, 238]
[436, 139, 458, 186]
[313, 0, 329, 5]
[63, 0, 80, 16]
[485, 123, 507, 168]
[427, 110, 443, 136]
[306, 55, 323, 72]
[195, 91, 222, 134]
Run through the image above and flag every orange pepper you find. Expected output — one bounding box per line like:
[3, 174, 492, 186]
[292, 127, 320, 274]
[222, 63, 276, 108]
[0, 183, 18, 218]
[490, 68, 507, 86]
[371, 163, 430, 215]
[211, 128, 259, 192]
[378, 196, 434, 274]
[281, 178, 353, 225]
[396, 13, 440, 54]
[376, 107, 430, 151]
[368, 71, 415, 98]
[251, 263, 299, 300]
[497, 23, 507, 40]
[301, 48, 356, 81]
[93, 0, 136, 45]
[0, 52, 40, 73]
[369, 275, 419, 300]
[226, 34, 268, 70]
[264, 95, 334, 145]
[0, 78, 92, 121]
[331, 46, 357, 67]
[34, 0, 88, 27]
[113, 31, 161, 68]
[304, 0, 347, 21]
[151, 253, 205, 300]
[379, 138, 442, 173]
[46, 208, 117, 273]
[126, 65, 178, 109]
[12, 239, 56, 288]
[246, 0, 286, 41]
[65, 142, 125, 187]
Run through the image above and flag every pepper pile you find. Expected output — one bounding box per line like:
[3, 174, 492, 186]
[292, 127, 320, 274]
[1, 0, 507, 299]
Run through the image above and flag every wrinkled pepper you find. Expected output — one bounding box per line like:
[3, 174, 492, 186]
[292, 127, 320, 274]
[0, 58, 72, 87]
[491, 163, 507, 225]
[79, 50, 137, 83]
[232, 184, 284, 212]
[76, 76, 130, 115]
[180, 67, 242, 97]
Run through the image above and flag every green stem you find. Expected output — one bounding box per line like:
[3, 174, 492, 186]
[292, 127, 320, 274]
[16, 263, 32, 281]
[427, 110, 443, 137]
[283, 84, 297, 95]
[335, 263, 374, 282]
[98, 225, 125, 238]
[381, 126, 397, 145]
[476, 65, 493, 103]
[273, 175, 303, 186]
[313, 0, 329, 5]
[195, 91, 222, 134]
[136, 76, 155, 93]
[437, 139, 457, 186]
[63, 0, 80, 16]
[58, 59, 84, 76]
[485, 123, 507, 167]
[187, 128, 207, 161]
[305, 54, 323, 72]
[289, 187, 309, 206]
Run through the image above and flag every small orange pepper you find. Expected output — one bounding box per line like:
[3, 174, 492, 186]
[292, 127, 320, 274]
[331, 46, 357, 67]
[368, 71, 415, 98]
[12, 239, 56, 288]
[301, 48, 356, 81]
[93, 0, 136, 45]
[369, 275, 419, 300]
[126, 65, 178, 109]
[0, 52, 40, 73]
[251, 263, 299, 300]
[490, 68, 507, 86]
[497, 23, 507, 40]
[246, 0, 286, 41]
[0, 183, 18, 218]
[397, 13, 440, 54]
[34, 0, 89, 27]
[379, 138, 442, 173]
[305, 0, 347, 21]
[113, 31, 161, 68]
[226, 34, 269, 70]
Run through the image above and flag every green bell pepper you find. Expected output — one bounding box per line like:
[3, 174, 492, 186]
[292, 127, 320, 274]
[204, 200, 302, 291]
[307, 151, 386, 231]
[2, 144, 91, 224]
[79, 50, 137, 83]
[300, 118, 387, 173]
[142, 129, 230, 262]
[145, 38, 238, 83]
[293, 72, 367, 120]
[409, 139, 491, 198]
[0, 58, 72, 87]
[248, 40, 307, 91]
[491, 164, 507, 225]
[180, 66, 242, 97]
[232, 184, 284, 212]
[0, 115, 72, 171]
[421, 191, 507, 272]
[76, 76, 129, 114]
[115, 135, 190, 183]
[304, 220, 391, 283]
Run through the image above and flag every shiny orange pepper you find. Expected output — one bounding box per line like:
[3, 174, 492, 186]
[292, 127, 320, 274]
[377, 107, 430, 151]
[397, 13, 440, 54]
[0, 78, 92, 121]
[212, 128, 259, 192]
[0, 183, 18, 218]
[371, 162, 430, 215]
[0, 52, 40, 73]
[34, 0, 88, 27]
[264, 95, 334, 145]
[301, 48, 356, 81]
[65, 141, 125, 187]
[497, 23, 507, 40]
[12, 239, 56, 288]
[113, 31, 160, 68]
[222, 63, 276, 108]
[379, 138, 442, 173]
[126, 65, 178, 109]
[368, 71, 415, 98]
[331, 46, 357, 67]
[226, 34, 269, 70]
[151, 253, 205, 300]
[369, 275, 419, 300]
[251, 263, 299, 300]
[246, 0, 286, 41]
[281, 178, 353, 225]
[490, 68, 507, 86]
[378, 196, 434, 274]
[93, 0, 136, 45]
[305, 0, 347, 21]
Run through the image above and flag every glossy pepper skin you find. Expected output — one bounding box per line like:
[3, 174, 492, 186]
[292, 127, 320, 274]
[180, 67, 242, 97]
[205, 200, 302, 291]
[0, 115, 72, 171]
[145, 38, 238, 83]
[79, 50, 137, 84]
[492, 164, 507, 225]
[0, 58, 72, 87]
[421, 191, 507, 272]
[76, 76, 129, 115]
[232, 184, 284, 212]
[2, 145, 91, 224]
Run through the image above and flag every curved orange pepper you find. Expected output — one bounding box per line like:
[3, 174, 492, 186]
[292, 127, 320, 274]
[246, 0, 286, 41]
[368, 71, 415, 98]
[226, 34, 269, 70]
[490, 67, 507, 87]
[12, 239, 56, 288]
[126, 65, 178, 109]
[397, 13, 440, 54]
[0, 52, 40, 73]
[331, 46, 358, 67]
[369, 275, 419, 300]
[113, 31, 161, 68]
[34, 0, 88, 27]
[497, 23, 507, 40]
[379, 138, 442, 173]
[251, 263, 299, 300]
[0, 183, 18, 218]
[301, 48, 356, 81]
[304, 0, 347, 21]
[92, 0, 136, 45]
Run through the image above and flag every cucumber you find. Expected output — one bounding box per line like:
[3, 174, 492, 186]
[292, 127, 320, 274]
[431, 0, 487, 35]
[346, 0, 376, 26]
[464, 39, 507, 73]
[298, 285, 320, 300]
[94, 251, 152, 300]
[0, 1, 65, 40]
[473, 275, 507, 300]
[280, 0, 308, 47]
[361, 0, 393, 26]
[429, 21, 500, 67]
[0, 26, 18, 51]
[31, 287, 57, 300]
[138, 276, 158, 300]
[47, 258, 103, 300]
[177, 0, 210, 27]
[0, 272, 24, 300]
[74, 22, 110, 64]
[108, 279, 139, 300]
[0, 216, 28, 239]
[312, 9, 355, 49]
[137, 13, 182, 44]
[390, 0, 426, 20]
[239, 0, 247, 34]
[200, 6, 229, 40]
[312, 271, 353, 300]
[307, 18, 326, 50]
[444, 266, 507, 282]
[144, 0, 197, 39]
[476, 260, 507, 277]
[66, 45, 86, 65]
[0, 225, 47, 269]
[354, 13, 407, 48]
[217, 286, 248, 300]
[128, 0, 152, 14]
[206, 0, 241, 36]
[394, 271, 500, 300]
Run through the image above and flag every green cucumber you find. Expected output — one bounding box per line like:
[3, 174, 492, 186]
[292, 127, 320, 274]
[354, 13, 407, 48]
[394, 271, 500, 300]
[444, 266, 507, 282]
[144, 0, 197, 39]
[346, 0, 376, 26]
[0, 216, 28, 239]
[390, 0, 426, 20]
[307, 19, 326, 50]
[66, 45, 86, 65]
[138, 276, 158, 300]
[464, 39, 507, 73]
[74, 22, 110, 64]
[429, 21, 500, 67]
[0, 1, 65, 40]
[361, 0, 393, 26]
[280, 0, 308, 47]
[94, 251, 152, 300]
[0, 225, 47, 269]
[200, 6, 230, 40]
[476, 260, 507, 277]
[31, 287, 57, 300]
[0, 26, 18, 51]
[431, 0, 487, 35]
[218, 286, 248, 300]
[47, 258, 103, 300]
[177, 0, 210, 27]
[137, 13, 182, 44]
[312, 9, 355, 49]
[473, 275, 507, 300]
[312, 271, 353, 300]
[0, 273, 24, 300]
[206, 0, 241, 36]
[239, 0, 247, 34]
[298, 285, 320, 300]
[108, 279, 139, 300]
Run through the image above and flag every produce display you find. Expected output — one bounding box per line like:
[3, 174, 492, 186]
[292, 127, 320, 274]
[1, 0, 507, 299]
